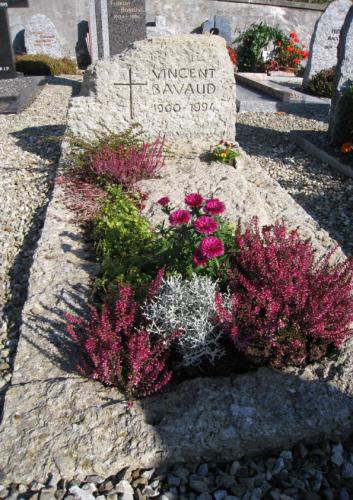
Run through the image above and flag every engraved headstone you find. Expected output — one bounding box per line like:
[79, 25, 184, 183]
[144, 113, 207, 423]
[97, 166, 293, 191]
[25, 14, 68, 58]
[329, 6, 353, 144]
[201, 15, 233, 46]
[303, 0, 351, 87]
[68, 35, 236, 154]
[0, 0, 28, 80]
[90, 0, 146, 62]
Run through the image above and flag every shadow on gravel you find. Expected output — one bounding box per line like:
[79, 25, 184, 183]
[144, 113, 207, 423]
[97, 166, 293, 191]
[45, 76, 82, 98]
[10, 125, 66, 162]
[237, 122, 353, 256]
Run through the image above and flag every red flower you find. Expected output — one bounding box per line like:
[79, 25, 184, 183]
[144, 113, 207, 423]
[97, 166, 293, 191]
[169, 209, 191, 226]
[204, 198, 225, 215]
[277, 40, 282, 46]
[200, 236, 225, 259]
[158, 196, 170, 206]
[185, 193, 204, 208]
[293, 58, 300, 65]
[193, 249, 209, 267]
[194, 215, 218, 235]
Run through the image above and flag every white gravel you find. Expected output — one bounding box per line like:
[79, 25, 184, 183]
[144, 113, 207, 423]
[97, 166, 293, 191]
[237, 111, 353, 257]
[0, 76, 81, 404]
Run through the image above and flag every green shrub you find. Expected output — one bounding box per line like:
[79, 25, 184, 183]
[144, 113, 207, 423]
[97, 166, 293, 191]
[237, 22, 287, 72]
[93, 186, 159, 291]
[16, 54, 77, 76]
[306, 67, 336, 98]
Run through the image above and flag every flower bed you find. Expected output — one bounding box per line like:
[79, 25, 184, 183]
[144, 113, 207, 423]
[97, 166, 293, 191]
[61, 128, 353, 401]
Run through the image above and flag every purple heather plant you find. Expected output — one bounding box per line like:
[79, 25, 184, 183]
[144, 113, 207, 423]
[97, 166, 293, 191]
[215, 218, 353, 367]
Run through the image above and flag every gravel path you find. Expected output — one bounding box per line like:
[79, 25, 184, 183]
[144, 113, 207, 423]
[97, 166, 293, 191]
[0, 76, 81, 415]
[1, 100, 353, 498]
[237, 110, 353, 257]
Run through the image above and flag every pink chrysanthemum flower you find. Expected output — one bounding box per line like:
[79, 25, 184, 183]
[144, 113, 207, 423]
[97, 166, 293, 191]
[194, 215, 218, 235]
[169, 209, 191, 226]
[200, 236, 225, 258]
[185, 193, 204, 208]
[204, 198, 225, 215]
[193, 249, 209, 267]
[158, 196, 170, 206]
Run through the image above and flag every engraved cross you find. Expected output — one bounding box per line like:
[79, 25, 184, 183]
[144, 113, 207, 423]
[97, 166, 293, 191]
[114, 68, 147, 119]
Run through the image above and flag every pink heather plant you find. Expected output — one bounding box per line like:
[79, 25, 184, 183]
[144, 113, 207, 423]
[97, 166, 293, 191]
[215, 218, 353, 367]
[89, 136, 165, 188]
[194, 216, 218, 235]
[66, 280, 175, 399]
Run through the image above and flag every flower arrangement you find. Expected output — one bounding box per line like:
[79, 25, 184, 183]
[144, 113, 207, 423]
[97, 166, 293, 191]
[156, 193, 235, 284]
[274, 32, 309, 70]
[211, 140, 240, 165]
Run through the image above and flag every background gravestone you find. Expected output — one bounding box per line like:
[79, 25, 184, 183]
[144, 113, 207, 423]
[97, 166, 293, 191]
[25, 14, 68, 58]
[0, 0, 28, 79]
[303, 0, 351, 87]
[201, 15, 233, 46]
[329, 6, 353, 145]
[68, 35, 236, 154]
[90, 0, 146, 62]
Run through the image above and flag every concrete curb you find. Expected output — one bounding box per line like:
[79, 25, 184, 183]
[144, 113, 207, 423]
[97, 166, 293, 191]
[291, 131, 353, 180]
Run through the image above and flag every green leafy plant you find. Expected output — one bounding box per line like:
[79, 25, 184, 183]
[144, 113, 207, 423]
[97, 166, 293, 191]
[16, 54, 77, 75]
[237, 22, 286, 71]
[306, 67, 336, 97]
[93, 186, 158, 291]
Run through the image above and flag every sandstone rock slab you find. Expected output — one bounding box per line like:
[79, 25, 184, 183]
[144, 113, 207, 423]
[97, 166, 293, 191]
[68, 35, 236, 154]
[303, 0, 351, 87]
[0, 149, 352, 484]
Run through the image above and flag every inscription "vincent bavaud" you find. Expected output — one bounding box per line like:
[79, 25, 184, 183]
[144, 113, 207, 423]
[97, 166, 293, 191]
[151, 67, 217, 95]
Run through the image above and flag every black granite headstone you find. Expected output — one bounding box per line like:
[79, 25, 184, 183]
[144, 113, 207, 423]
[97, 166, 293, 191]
[108, 0, 146, 55]
[0, 0, 28, 80]
[93, 0, 146, 60]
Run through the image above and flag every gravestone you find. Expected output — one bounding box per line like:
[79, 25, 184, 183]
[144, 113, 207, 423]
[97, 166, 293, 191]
[303, 0, 351, 87]
[201, 15, 233, 46]
[0, 0, 28, 79]
[25, 14, 68, 58]
[89, 0, 146, 62]
[329, 6, 353, 144]
[68, 35, 236, 153]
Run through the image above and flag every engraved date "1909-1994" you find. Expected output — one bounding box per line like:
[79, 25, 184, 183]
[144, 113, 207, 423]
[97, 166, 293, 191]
[153, 102, 216, 113]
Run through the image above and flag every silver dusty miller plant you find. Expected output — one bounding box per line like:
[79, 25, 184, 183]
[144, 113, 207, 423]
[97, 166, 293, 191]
[144, 274, 228, 367]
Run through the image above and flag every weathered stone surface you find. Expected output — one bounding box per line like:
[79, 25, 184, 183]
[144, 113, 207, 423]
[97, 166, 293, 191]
[68, 35, 236, 154]
[25, 14, 68, 58]
[0, 144, 352, 484]
[329, 6, 353, 144]
[303, 0, 351, 87]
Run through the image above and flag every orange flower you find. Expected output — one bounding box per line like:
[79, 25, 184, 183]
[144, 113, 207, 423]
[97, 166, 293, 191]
[341, 142, 353, 154]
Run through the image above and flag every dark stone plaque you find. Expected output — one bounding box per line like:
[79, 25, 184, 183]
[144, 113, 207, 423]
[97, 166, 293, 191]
[108, 0, 146, 56]
[0, 5, 16, 79]
[7, 0, 29, 6]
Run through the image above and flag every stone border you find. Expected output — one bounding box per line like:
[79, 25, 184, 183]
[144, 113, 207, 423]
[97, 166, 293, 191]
[291, 132, 353, 180]
[214, 0, 327, 11]
[0, 148, 353, 484]
[236, 73, 330, 106]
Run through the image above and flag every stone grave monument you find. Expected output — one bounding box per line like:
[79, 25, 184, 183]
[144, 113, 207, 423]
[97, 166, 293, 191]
[329, 5, 353, 145]
[0, 0, 28, 79]
[69, 34, 236, 154]
[201, 15, 233, 46]
[89, 0, 146, 63]
[25, 14, 69, 58]
[303, 0, 351, 87]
